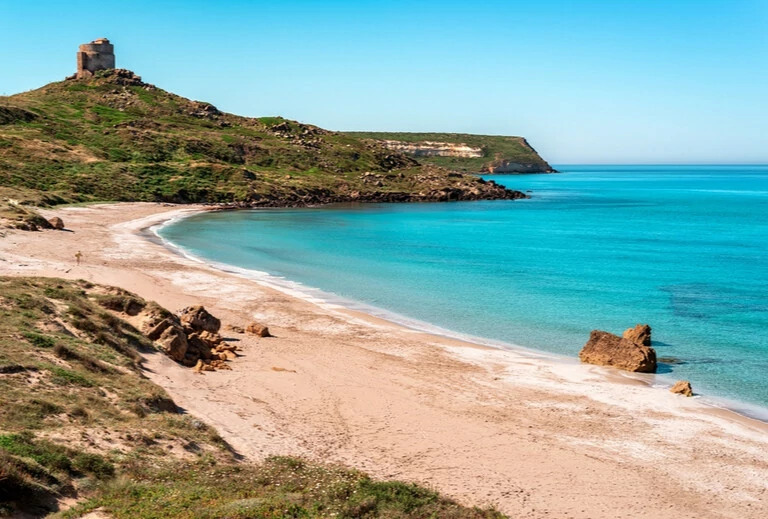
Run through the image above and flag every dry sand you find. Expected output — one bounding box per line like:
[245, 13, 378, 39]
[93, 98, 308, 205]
[1, 202, 767, 518]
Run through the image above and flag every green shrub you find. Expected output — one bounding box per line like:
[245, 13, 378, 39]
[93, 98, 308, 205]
[72, 452, 114, 479]
[0, 433, 71, 472]
[96, 294, 146, 315]
[23, 332, 55, 348]
[49, 366, 94, 387]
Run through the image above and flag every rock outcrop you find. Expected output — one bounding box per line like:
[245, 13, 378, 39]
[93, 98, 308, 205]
[155, 323, 188, 362]
[10, 212, 54, 232]
[179, 305, 221, 334]
[623, 324, 652, 347]
[670, 380, 693, 397]
[142, 305, 236, 370]
[579, 325, 657, 373]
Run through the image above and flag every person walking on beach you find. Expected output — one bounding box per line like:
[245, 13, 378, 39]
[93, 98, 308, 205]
[75, 251, 83, 265]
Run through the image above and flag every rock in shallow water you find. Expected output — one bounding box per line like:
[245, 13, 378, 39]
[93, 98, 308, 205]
[670, 380, 694, 397]
[579, 329, 657, 373]
[623, 323, 652, 347]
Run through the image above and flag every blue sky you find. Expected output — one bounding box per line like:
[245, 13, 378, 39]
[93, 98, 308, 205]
[1, 0, 766, 164]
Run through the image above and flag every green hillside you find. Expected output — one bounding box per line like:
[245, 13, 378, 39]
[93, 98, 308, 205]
[346, 132, 555, 173]
[0, 70, 523, 208]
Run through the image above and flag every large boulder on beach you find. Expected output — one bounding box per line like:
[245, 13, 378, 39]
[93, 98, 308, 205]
[579, 330, 657, 373]
[48, 216, 65, 230]
[623, 324, 652, 347]
[139, 303, 233, 371]
[246, 322, 271, 337]
[670, 380, 693, 397]
[179, 305, 221, 334]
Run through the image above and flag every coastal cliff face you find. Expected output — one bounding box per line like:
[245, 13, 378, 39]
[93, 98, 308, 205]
[347, 132, 556, 174]
[0, 70, 528, 208]
[484, 159, 551, 174]
[381, 140, 484, 159]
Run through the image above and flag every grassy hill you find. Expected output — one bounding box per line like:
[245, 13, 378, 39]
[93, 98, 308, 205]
[0, 276, 506, 518]
[0, 70, 524, 209]
[346, 132, 555, 173]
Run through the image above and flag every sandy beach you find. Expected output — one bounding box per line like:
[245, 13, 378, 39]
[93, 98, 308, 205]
[1, 202, 767, 519]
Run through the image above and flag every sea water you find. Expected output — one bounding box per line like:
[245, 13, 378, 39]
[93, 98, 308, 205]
[158, 165, 768, 414]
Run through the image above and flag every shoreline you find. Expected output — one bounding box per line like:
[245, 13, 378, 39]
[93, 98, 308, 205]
[149, 212, 571, 358]
[149, 204, 768, 425]
[2, 202, 767, 518]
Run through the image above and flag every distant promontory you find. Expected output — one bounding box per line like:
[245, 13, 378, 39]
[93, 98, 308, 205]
[346, 132, 556, 174]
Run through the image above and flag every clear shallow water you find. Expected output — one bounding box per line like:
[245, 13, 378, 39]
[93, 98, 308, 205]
[159, 165, 768, 412]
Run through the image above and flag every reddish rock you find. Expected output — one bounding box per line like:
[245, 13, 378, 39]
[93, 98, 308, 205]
[186, 333, 212, 360]
[48, 217, 65, 230]
[623, 324, 652, 347]
[179, 305, 221, 334]
[579, 330, 657, 373]
[199, 330, 223, 347]
[155, 324, 188, 362]
[670, 380, 693, 397]
[141, 303, 234, 370]
[140, 304, 174, 336]
[145, 317, 176, 341]
[246, 322, 271, 337]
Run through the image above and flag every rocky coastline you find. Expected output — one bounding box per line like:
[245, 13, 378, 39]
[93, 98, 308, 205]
[203, 179, 527, 209]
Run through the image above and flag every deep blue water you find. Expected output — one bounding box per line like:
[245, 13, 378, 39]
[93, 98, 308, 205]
[158, 165, 768, 412]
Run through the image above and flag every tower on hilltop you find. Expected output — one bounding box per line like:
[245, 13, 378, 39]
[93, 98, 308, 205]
[76, 38, 115, 78]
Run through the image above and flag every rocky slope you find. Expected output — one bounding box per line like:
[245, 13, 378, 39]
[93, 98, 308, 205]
[0, 70, 526, 207]
[347, 132, 556, 174]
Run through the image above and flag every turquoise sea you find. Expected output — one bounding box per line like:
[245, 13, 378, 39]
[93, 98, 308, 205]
[158, 165, 768, 417]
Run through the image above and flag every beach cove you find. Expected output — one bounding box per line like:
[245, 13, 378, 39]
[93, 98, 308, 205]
[158, 165, 768, 414]
[1, 201, 767, 518]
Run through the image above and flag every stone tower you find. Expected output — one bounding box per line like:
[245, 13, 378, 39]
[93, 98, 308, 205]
[76, 38, 115, 78]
